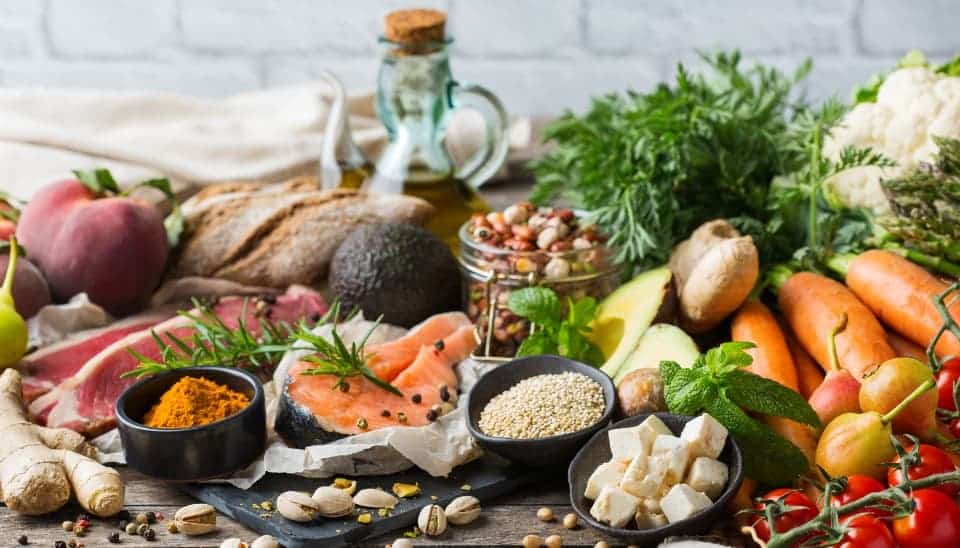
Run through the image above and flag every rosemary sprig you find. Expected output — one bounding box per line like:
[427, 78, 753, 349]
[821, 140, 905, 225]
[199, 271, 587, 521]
[121, 298, 300, 379]
[296, 314, 403, 397]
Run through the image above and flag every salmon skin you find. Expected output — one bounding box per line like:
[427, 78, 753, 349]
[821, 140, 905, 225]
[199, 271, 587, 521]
[275, 313, 477, 447]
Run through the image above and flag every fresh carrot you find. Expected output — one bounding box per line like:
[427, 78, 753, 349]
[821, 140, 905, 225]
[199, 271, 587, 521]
[775, 270, 895, 381]
[731, 301, 817, 466]
[731, 300, 799, 391]
[887, 330, 927, 361]
[834, 249, 960, 359]
[785, 329, 824, 399]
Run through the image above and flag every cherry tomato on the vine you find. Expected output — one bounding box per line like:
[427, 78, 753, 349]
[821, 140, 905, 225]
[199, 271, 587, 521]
[831, 475, 889, 517]
[893, 489, 960, 548]
[752, 488, 818, 543]
[838, 513, 895, 548]
[887, 443, 959, 497]
[937, 357, 960, 412]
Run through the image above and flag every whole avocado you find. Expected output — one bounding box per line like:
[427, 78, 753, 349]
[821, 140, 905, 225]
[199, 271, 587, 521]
[329, 223, 461, 327]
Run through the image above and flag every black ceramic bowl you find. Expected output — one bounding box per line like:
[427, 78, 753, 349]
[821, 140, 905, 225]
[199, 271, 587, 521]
[116, 367, 266, 481]
[568, 412, 743, 545]
[466, 355, 616, 467]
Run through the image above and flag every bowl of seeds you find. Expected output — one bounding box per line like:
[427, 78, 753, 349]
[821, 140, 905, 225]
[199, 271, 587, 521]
[466, 355, 616, 467]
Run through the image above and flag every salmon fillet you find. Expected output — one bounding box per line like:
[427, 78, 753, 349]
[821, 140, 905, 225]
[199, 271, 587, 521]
[275, 314, 477, 446]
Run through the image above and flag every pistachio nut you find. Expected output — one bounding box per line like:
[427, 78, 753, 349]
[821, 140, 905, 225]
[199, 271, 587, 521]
[444, 495, 481, 525]
[353, 488, 399, 509]
[277, 491, 322, 522]
[250, 535, 279, 548]
[330, 477, 358, 496]
[418, 504, 447, 536]
[173, 503, 217, 536]
[311, 486, 355, 518]
[392, 482, 421, 498]
[220, 539, 247, 548]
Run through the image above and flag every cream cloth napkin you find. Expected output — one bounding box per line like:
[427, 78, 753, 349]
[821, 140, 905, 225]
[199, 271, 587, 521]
[0, 83, 530, 200]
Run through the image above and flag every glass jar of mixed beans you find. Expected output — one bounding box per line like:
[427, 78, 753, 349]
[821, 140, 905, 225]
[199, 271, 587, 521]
[458, 202, 621, 359]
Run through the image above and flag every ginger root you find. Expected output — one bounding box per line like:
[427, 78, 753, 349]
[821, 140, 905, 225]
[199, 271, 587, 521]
[0, 368, 124, 516]
[669, 219, 759, 333]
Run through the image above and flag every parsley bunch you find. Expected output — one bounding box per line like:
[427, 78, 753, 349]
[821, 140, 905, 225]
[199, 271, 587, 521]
[507, 287, 604, 366]
[661, 341, 820, 485]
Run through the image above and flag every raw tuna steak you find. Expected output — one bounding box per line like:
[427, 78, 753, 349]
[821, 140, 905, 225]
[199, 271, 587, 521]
[30, 288, 327, 436]
[275, 312, 477, 447]
[18, 308, 175, 402]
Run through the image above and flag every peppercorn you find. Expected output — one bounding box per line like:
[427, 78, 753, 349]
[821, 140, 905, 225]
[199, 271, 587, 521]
[339, 381, 350, 393]
[107, 533, 120, 544]
[125, 523, 138, 535]
[381, 409, 391, 418]
[357, 417, 368, 430]
[55, 541, 67, 548]
[136, 523, 150, 536]
[167, 521, 179, 534]
[143, 529, 156, 542]
[117, 510, 131, 522]
[397, 412, 407, 423]
[135, 513, 148, 525]
[439, 384, 450, 402]
[73, 526, 85, 537]
[434, 339, 445, 351]
[62, 521, 74, 532]
[144, 511, 156, 524]
[411, 393, 422, 404]
[17, 535, 27, 545]
[66, 542, 76, 548]
[426, 408, 438, 421]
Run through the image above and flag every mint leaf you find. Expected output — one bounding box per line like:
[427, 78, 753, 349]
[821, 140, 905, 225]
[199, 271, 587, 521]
[516, 330, 555, 358]
[705, 391, 809, 485]
[704, 341, 755, 375]
[567, 296, 597, 330]
[508, 287, 561, 325]
[662, 360, 715, 415]
[73, 168, 121, 196]
[725, 369, 821, 428]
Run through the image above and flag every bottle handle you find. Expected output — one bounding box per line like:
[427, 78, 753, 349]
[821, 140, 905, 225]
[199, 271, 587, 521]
[447, 80, 510, 188]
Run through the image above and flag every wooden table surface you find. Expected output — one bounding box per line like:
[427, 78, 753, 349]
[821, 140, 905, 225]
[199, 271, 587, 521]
[0, 179, 737, 547]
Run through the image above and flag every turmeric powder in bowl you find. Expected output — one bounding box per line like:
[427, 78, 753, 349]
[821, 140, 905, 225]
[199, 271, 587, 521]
[143, 376, 250, 429]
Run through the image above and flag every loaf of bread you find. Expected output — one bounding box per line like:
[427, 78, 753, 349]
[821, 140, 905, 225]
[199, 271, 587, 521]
[172, 177, 434, 288]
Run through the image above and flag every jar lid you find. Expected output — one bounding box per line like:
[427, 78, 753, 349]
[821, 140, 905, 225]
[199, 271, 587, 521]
[384, 9, 446, 48]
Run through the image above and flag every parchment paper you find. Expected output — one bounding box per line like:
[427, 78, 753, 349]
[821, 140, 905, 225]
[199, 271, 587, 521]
[89, 313, 495, 489]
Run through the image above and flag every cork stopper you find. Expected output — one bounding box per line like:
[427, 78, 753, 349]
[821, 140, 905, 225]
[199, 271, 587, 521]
[385, 8, 446, 50]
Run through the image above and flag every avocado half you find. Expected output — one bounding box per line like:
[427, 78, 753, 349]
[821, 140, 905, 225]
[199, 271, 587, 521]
[329, 223, 462, 328]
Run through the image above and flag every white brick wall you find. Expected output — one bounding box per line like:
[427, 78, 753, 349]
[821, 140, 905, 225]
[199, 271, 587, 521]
[0, 0, 952, 115]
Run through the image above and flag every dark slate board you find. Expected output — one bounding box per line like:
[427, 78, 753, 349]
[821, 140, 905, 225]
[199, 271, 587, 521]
[180, 455, 544, 548]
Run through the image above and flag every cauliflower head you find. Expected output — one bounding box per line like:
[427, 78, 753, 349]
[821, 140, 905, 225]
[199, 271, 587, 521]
[824, 66, 960, 215]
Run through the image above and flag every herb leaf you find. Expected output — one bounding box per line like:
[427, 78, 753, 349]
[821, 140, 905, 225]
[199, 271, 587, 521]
[725, 370, 821, 428]
[508, 287, 604, 366]
[508, 287, 561, 324]
[661, 360, 714, 416]
[73, 168, 121, 196]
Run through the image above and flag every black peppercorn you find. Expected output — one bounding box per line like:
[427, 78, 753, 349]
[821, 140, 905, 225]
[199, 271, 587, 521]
[144, 511, 156, 523]
[143, 529, 156, 541]
[439, 384, 450, 402]
[117, 510, 131, 522]
[17, 535, 27, 545]
[411, 393, 422, 404]
[54, 542, 66, 548]
[338, 381, 350, 393]
[433, 339, 445, 351]
[381, 409, 391, 417]
[426, 409, 438, 421]
[107, 533, 120, 544]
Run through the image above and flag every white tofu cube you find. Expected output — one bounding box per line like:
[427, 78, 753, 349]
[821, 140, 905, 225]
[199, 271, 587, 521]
[639, 497, 661, 514]
[609, 426, 650, 462]
[635, 423, 661, 451]
[589, 485, 640, 528]
[635, 510, 668, 530]
[660, 484, 713, 523]
[641, 415, 673, 436]
[686, 457, 729, 500]
[651, 435, 691, 484]
[619, 454, 647, 496]
[681, 413, 728, 460]
[585, 460, 627, 500]
[621, 454, 668, 498]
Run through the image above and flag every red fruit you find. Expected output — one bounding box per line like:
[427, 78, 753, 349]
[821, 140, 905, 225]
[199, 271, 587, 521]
[838, 513, 895, 548]
[893, 489, 960, 548]
[752, 488, 818, 543]
[888, 443, 960, 497]
[937, 358, 960, 412]
[950, 418, 960, 439]
[832, 475, 889, 517]
[16, 179, 168, 315]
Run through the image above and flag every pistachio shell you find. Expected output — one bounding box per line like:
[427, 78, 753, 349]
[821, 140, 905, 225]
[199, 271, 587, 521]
[173, 503, 217, 536]
[444, 495, 481, 525]
[277, 491, 322, 522]
[353, 488, 399, 509]
[220, 539, 247, 548]
[312, 486, 355, 517]
[250, 535, 279, 548]
[418, 504, 447, 536]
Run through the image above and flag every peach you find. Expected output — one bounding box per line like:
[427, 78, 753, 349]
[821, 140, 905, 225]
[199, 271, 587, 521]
[0, 252, 51, 319]
[17, 180, 168, 316]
